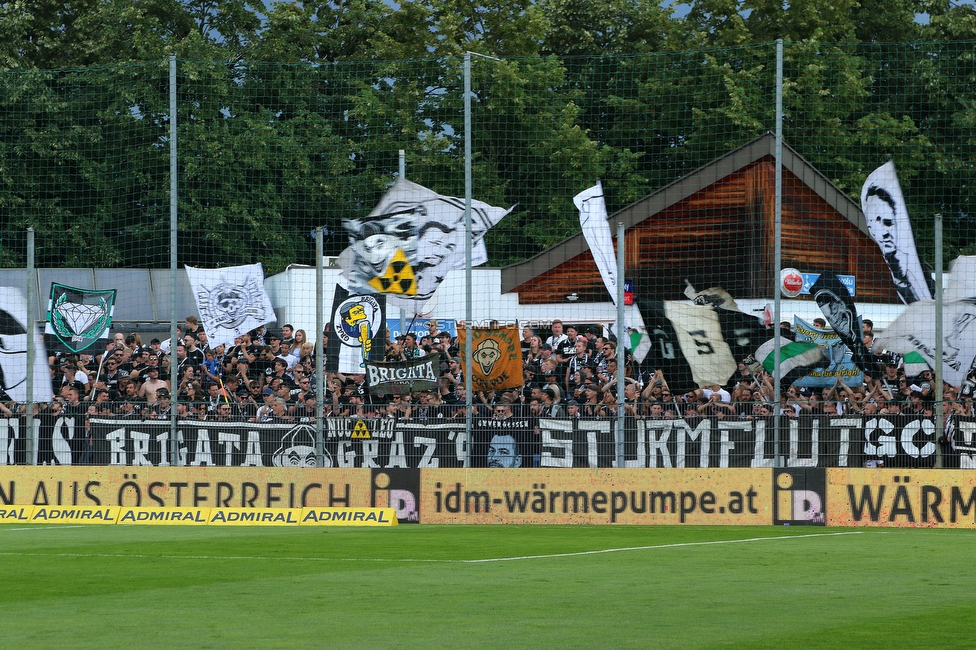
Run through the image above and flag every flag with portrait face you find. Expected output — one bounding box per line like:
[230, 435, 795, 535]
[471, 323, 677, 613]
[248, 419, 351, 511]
[457, 327, 523, 392]
[337, 178, 512, 310]
[861, 162, 932, 304]
[810, 272, 882, 380]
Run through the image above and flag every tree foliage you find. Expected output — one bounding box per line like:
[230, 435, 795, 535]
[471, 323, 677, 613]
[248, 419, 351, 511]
[1, 0, 975, 272]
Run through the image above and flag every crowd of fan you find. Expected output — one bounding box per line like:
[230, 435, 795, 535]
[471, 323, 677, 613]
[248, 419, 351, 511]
[2, 315, 974, 426]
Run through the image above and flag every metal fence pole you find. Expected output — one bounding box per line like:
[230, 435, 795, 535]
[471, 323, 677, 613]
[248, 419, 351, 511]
[773, 39, 784, 468]
[398, 149, 407, 339]
[615, 222, 626, 468]
[934, 213, 944, 468]
[463, 52, 473, 468]
[25, 227, 35, 465]
[169, 53, 180, 466]
[315, 227, 325, 467]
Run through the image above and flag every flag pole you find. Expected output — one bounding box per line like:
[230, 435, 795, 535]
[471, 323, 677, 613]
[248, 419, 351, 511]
[398, 149, 407, 344]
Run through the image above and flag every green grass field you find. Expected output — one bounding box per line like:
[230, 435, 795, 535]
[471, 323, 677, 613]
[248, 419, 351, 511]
[0, 524, 972, 648]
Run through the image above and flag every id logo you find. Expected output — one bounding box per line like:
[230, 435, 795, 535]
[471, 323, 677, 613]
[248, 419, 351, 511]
[773, 468, 826, 525]
[371, 469, 420, 523]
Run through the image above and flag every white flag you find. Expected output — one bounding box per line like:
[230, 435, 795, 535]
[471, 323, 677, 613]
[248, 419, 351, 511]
[576, 182, 652, 363]
[339, 177, 512, 309]
[576, 181, 617, 302]
[861, 162, 932, 304]
[185, 264, 276, 351]
[0, 286, 53, 403]
[874, 256, 976, 386]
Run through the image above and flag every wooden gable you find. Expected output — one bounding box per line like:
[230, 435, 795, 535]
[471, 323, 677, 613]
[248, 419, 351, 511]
[502, 134, 901, 305]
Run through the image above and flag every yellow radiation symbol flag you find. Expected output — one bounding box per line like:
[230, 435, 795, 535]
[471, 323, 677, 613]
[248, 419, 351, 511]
[368, 249, 417, 295]
[351, 419, 371, 439]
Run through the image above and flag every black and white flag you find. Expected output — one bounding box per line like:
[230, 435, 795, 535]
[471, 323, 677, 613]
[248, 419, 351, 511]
[810, 272, 882, 379]
[365, 356, 439, 396]
[337, 177, 512, 310]
[576, 181, 651, 362]
[875, 256, 976, 386]
[861, 162, 932, 304]
[639, 298, 768, 394]
[185, 264, 276, 350]
[326, 285, 387, 375]
[0, 286, 53, 403]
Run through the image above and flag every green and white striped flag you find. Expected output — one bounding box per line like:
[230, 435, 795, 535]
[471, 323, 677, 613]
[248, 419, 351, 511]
[901, 351, 930, 378]
[757, 337, 827, 378]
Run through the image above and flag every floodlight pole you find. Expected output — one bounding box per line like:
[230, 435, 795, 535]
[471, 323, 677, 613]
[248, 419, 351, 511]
[773, 39, 784, 468]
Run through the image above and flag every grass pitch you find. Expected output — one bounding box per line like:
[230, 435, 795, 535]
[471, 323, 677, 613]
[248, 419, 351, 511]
[0, 524, 972, 648]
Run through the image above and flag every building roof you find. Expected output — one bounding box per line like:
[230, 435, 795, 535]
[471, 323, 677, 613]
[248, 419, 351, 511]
[501, 133, 897, 304]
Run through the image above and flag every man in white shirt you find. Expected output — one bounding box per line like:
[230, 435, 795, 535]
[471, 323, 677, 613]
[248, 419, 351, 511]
[545, 320, 568, 349]
[701, 384, 732, 403]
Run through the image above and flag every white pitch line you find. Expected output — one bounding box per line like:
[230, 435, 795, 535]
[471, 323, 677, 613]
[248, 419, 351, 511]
[0, 531, 863, 563]
[459, 531, 864, 562]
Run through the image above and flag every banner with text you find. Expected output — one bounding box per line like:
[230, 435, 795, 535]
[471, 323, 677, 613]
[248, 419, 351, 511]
[420, 468, 771, 524]
[0, 466, 370, 508]
[365, 356, 439, 396]
[827, 468, 976, 528]
[1, 414, 965, 470]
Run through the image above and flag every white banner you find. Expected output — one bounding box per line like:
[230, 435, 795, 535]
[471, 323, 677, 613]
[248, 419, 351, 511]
[860, 162, 931, 304]
[185, 264, 275, 350]
[875, 256, 976, 386]
[576, 181, 617, 301]
[0, 286, 53, 403]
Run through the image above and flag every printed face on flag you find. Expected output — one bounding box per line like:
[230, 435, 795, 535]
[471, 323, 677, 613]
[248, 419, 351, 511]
[860, 162, 932, 304]
[864, 190, 898, 257]
[817, 290, 855, 341]
[340, 178, 511, 306]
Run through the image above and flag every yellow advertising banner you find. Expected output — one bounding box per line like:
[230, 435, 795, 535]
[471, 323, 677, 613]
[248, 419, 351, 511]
[117, 507, 210, 525]
[0, 505, 33, 522]
[0, 467, 371, 509]
[457, 327, 524, 391]
[30, 505, 121, 524]
[208, 508, 302, 525]
[300, 508, 398, 526]
[827, 469, 976, 528]
[420, 469, 771, 525]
